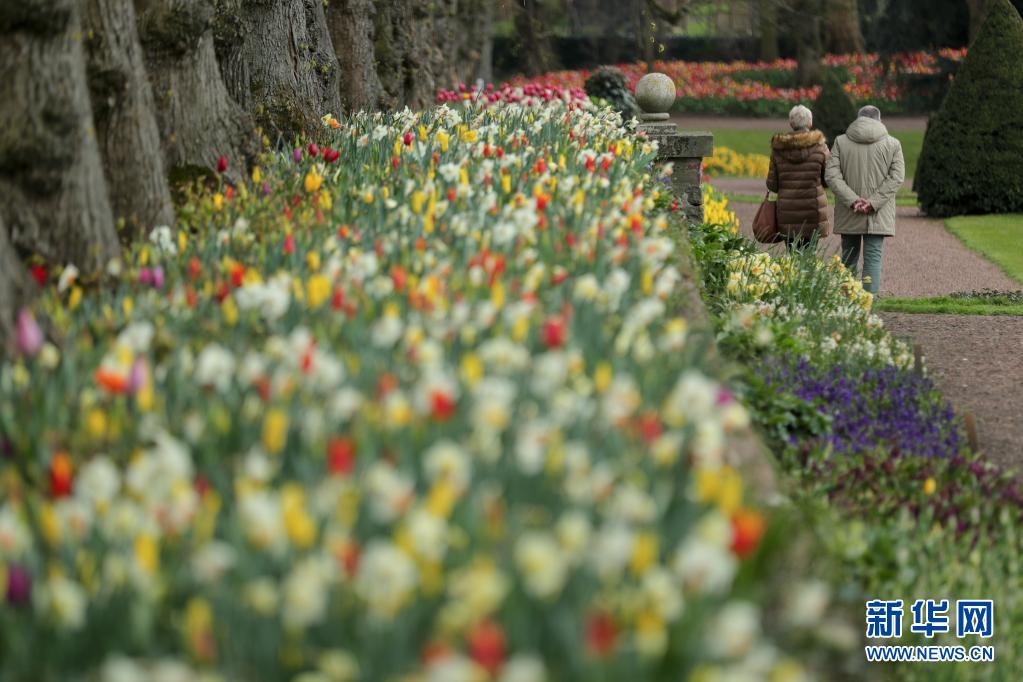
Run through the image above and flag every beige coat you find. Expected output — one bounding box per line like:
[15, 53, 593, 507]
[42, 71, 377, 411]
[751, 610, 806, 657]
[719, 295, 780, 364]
[824, 118, 905, 236]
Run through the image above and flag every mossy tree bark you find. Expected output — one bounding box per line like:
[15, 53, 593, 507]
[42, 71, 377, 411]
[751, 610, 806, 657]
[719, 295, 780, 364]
[0, 0, 119, 274]
[327, 0, 384, 112]
[386, 0, 496, 108]
[792, 0, 824, 86]
[513, 0, 557, 78]
[759, 0, 780, 62]
[135, 0, 254, 185]
[214, 0, 341, 141]
[83, 0, 174, 239]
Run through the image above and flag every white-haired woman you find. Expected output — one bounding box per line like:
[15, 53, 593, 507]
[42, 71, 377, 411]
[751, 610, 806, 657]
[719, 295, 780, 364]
[766, 105, 831, 249]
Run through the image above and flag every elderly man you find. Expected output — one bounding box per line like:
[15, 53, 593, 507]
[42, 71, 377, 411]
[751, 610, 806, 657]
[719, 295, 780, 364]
[824, 105, 905, 296]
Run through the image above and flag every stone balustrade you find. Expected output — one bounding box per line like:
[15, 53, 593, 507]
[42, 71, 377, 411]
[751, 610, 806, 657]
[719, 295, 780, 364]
[634, 73, 714, 223]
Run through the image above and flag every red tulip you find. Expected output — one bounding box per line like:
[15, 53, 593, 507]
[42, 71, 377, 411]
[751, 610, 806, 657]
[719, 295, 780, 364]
[542, 316, 567, 349]
[430, 390, 457, 422]
[217, 155, 228, 173]
[468, 619, 506, 674]
[585, 610, 617, 657]
[730, 509, 767, 559]
[49, 452, 73, 498]
[29, 265, 47, 287]
[327, 436, 356, 476]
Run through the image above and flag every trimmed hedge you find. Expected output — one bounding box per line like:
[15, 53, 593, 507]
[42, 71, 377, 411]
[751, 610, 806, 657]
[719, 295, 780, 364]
[583, 66, 637, 118]
[915, 0, 1023, 216]
[812, 73, 858, 145]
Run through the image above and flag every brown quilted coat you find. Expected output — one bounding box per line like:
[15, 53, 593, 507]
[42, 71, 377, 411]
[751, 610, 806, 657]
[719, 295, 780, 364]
[766, 130, 831, 239]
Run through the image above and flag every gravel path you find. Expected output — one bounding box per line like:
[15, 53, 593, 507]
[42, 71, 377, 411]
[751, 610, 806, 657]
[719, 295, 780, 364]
[880, 314, 1023, 471]
[725, 200, 1022, 297]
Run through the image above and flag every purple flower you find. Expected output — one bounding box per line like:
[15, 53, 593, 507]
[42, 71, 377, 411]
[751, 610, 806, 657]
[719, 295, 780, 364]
[138, 267, 153, 286]
[293, 148, 303, 163]
[151, 266, 165, 290]
[5, 564, 31, 606]
[15, 309, 43, 356]
[762, 356, 963, 459]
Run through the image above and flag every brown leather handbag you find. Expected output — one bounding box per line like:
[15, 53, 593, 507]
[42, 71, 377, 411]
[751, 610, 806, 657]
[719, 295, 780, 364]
[752, 192, 782, 243]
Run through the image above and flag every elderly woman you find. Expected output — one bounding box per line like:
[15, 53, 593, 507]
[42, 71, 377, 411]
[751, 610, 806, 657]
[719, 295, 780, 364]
[766, 105, 831, 248]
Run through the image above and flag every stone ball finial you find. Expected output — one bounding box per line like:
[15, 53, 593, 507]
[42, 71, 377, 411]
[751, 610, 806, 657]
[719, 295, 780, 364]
[635, 73, 676, 121]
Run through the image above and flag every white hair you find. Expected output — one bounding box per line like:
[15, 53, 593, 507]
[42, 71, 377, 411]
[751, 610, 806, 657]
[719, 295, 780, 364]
[788, 105, 813, 131]
[858, 105, 882, 121]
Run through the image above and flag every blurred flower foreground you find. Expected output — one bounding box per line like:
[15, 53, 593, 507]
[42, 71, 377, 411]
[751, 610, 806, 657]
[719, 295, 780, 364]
[0, 99, 842, 681]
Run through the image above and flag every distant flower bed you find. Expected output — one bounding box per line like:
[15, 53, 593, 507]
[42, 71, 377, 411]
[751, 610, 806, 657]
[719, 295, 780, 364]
[498, 49, 967, 117]
[703, 147, 771, 179]
[436, 81, 589, 107]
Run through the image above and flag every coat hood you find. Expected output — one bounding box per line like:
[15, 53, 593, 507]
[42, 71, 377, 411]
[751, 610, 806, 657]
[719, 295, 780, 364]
[845, 117, 889, 144]
[771, 129, 826, 151]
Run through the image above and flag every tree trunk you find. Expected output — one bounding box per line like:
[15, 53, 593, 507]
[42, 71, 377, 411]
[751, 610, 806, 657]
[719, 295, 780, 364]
[513, 0, 556, 78]
[214, 0, 342, 141]
[328, 0, 384, 112]
[759, 0, 779, 62]
[825, 0, 865, 54]
[83, 0, 174, 239]
[0, 0, 119, 273]
[450, 0, 494, 86]
[373, 0, 445, 110]
[474, 0, 494, 84]
[793, 0, 824, 86]
[135, 0, 254, 185]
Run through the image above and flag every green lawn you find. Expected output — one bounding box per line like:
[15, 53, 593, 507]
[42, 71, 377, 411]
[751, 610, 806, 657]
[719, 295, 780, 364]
[945, 214, 1023, 283]
[724, 188, 919, 207]
[708, 127, 924, 179]
[875, 296, 1023, 315]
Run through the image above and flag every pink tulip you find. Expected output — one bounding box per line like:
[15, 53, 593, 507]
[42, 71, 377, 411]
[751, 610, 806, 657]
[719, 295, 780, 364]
[128, 357, 148, 393]
[15, 308, 43, 356]
[151, 266, 165, 289]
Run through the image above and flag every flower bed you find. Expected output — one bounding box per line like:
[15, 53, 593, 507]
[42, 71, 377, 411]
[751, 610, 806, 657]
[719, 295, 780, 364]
[703, 148, 770, 179]
[688, 204, 1023, 677]
[497, 50, 967, 117]
[0, 104, 853, 680]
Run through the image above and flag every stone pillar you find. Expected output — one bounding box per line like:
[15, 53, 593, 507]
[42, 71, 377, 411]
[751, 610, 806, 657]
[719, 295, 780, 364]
[634, 73, 714, 223]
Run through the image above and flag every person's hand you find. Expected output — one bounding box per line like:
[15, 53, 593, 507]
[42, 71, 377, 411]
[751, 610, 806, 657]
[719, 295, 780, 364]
[852, 198, 875, 214]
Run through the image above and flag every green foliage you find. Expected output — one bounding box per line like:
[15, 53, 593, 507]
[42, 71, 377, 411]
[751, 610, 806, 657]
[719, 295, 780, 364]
[812, 73, 857, 145]
[583, 66, 637, 118]
[915, 0, 1023, 216]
